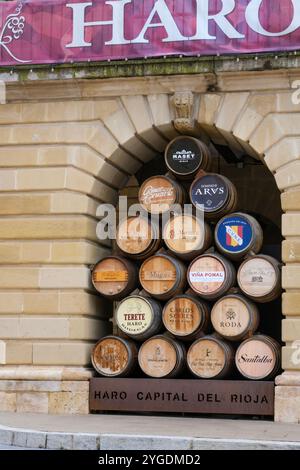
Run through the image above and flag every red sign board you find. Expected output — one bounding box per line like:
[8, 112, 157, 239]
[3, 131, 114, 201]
[0, 0, 300, 66]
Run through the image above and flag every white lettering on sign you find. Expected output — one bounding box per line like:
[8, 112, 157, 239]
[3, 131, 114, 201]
[190, 271, 225, 283]
[66, 0, 131, 48]
[225, 225, 243, 246]
[245, 0, 300, 37]
[65, 0, 300, 50]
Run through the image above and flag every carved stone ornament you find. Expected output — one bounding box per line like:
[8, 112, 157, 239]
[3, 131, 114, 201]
[171, 91, 195, 133]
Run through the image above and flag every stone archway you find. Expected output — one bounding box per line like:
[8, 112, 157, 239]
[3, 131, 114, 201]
[0, 74, 299, 421]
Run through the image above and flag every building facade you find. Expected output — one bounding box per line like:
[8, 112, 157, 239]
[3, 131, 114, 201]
[0, 1, 300, 423]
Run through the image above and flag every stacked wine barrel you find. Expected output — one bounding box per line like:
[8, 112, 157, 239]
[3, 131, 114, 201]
[91, 135, 282, 382]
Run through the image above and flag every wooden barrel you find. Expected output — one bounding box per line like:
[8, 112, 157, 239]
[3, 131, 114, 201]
[139, 253, 187, 300]
[164, 136, 210, 180]
[91, 336, 138, 377]
[91, 256, 138, 300]
[211, 294, 260, 342]
[162, 213, 212, 260]
[237, 254, 281, 303]
[190, 173, 237, 220]
[187, 335, 235, 379]
[214, 212, 263, 260]
[116, 216, 161, 260]
[235, 334, 281, 380]
[162, 295, 210, 341]
[115, 295, 163, 342]
[138, 175, 186, 214]
[187, 252, 236, 300]
[138, 335, 186, 378]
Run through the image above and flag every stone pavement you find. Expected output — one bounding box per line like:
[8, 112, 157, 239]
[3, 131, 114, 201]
[0, 413, 300, 450]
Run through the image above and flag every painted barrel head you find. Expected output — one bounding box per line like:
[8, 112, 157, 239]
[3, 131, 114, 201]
[211, 296, 251, 340]
[238, 257, 278, 298]
[188, 256, 226, 295]
[236, 338, 277, 380]
[165, 136, 203, 176]
[187, 338, 226, 378]
[140, 256, 177, 296]
[190, 174, 229, 213]
[92, 338, 129, 377]
[116, 296, 153, 337]
[215, 214, 253, 255]
[92, 257, 128, 296]
[138, 337, 177, 378]
[116, 217, 153, 255]
[163, 296, 202, 337]
[163, 214, 204, 254]
[139, 176, 177, 214]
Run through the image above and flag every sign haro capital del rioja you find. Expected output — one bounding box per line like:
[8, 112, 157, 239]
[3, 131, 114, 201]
[0, 0, 300, 66]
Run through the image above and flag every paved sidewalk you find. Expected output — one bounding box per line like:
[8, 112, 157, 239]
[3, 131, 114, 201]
[0, 412, 300, 450]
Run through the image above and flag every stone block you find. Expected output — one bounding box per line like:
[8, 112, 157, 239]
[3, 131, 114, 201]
[73, 434, 99, 450]
[19, 317, 69, 339]
[0, 341, 33, 364]
[282, 319, 300, 341]
[16, 168, 65, 190]
[0, 169, 16, 190]
[0, 194, 50, 215]
[275, 386, 300, 423]
[0, 429, 13, 445]
[233, 93, 275, 142]
[282, 240, 300, 263]
[32, 342, 94, 366]
[0, 267, 39, 289]
[281, 190, 300, 211]
[50, 192, 98, 217]
[282, 214, 300, 236]
[283, 265, 300, 289]
[282, 292, 300, 316]
[38, 266, 91, 289]
[51, 241, 107, 264]
[23, 291, 59, 314]
[26, 432, 47, 449]
[59, 291, 110, 317]
[275, 161, 300, 190]
[216, 92, 249, 132]
[282, 346, 300, 370]
[0, 392, 16, 412]
[69, 318, 111, 340]
[0, 146, 37, 167]
[21, 242, 51, 263]
[265, 137, 300, 172]
[16, 392, 49, 413]
[0, 292, 23, 314]
[48, 392, 89, 415]
[13, 432, 28, 448]
[0, 216, 98, 241]
[46, 433, 73, 450]
[100, 435, 192, 450]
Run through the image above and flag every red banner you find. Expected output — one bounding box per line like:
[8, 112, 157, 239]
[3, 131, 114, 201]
[0, 0, 300, 66]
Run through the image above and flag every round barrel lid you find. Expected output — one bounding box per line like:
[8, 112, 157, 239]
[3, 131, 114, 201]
[215, 213, 254, 256]
[163, 214, 204, 254]
[163, 296, 202, 336]
[236, 338, 276, 380]
[187, 338, 226, 378]
[238, 256, 278, 297]
[116, 296, 154, 337]
[92, 337, 129, 377]
[165, 136, 204, 176]
[190, 174, 229, 213]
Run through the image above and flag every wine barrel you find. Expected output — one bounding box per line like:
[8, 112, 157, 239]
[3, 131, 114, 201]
[187, 252, 236, 300]
[215, 212, 263, 260]
[162, 295, 210, 341]
[116, 216, 161, 260]
[115, 295, 163, 342]
[138, 335, 186, 378]
[138, 175, 186, 214]
[139, 253, 187, 300]
[91, 336, 138, 377]
[187, 335, 235, 379]
[190, 173, 237, 220]
[91, 256, 138, 300]
[237, 254, 281, 303]
[211, 294, 260, 342]
[235, 334, 281, 380]
[162, 214, 212, 260]
[164, 136, 210, 180]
